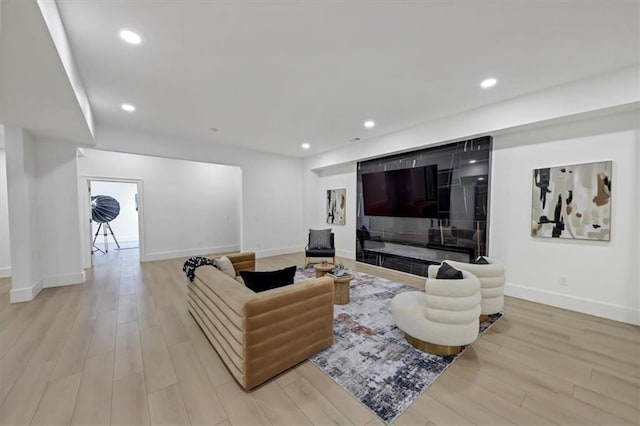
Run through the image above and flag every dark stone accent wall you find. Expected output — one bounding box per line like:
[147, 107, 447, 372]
[356, 136, 492, 277]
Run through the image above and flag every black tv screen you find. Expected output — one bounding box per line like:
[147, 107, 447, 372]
[362, 165, 438, 218]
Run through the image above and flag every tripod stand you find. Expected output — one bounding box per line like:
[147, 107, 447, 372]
[92, 221, 121, 253]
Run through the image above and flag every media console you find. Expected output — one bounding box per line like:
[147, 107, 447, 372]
[362, 242, 472, 276]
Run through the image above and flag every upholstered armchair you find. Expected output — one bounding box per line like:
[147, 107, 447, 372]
[391, 263, 481, 355]
[305, 230, 335, 267]
[442, 258, 505, 321]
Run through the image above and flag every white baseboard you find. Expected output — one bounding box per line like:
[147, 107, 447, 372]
[0, 266, 11, 278]
[142, 245, 241, 262]
[253, 247, 355, 260]
[9, 271, 85, 303]
[255, 246, 302, 259]
[505, 282, 640, 326]
[10, 279, 43, 303]
[335, 249, 355, 260]
[142, 246, 352, 262]
[43, 271, 86, 288]
[250, 248, 358, 261]
[92, 235, 138, 244]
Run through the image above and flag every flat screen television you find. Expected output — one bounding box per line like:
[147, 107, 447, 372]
[362, 165, 438, 218]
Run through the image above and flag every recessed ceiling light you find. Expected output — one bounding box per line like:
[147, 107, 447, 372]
[119, 29, 141, 45]
[364, 120, 375, 129]
[480, 78, 497, 89]
[301, 142, 310, 149]
[468, 159, 477, 164]
[478, 177, 485, 181]
[121, 103, 136, 112]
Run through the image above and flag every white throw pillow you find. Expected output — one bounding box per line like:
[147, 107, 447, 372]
[215, 256, 236, 278]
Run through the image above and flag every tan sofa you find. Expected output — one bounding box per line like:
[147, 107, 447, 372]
[187, 252, 334, 390]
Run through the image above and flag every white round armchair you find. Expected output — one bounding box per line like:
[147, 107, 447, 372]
[444, 257, 505, 321]
[391, 264, 481, 356]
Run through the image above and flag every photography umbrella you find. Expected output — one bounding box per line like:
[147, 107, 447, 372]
[91, 195, 121, 253]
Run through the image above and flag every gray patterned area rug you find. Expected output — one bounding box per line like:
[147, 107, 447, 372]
[295, 267, 502, 424]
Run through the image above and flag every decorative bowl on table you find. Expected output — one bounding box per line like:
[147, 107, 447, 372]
[333, 263, 349, 277]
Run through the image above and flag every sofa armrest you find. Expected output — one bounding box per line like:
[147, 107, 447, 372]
[227, 252, 255, 275]
[242, 277, 335, 389]
[191, 266, 255, 334]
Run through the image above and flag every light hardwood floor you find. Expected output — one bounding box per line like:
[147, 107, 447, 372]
[0, 249, 638, 425]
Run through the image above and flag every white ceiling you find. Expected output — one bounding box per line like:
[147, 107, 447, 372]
[56, 0, 639, 157]
[0, 0, 94, 145]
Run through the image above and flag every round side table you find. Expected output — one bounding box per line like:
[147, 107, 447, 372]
[327, 273, 353, 305]
[314, 263, 335, 278]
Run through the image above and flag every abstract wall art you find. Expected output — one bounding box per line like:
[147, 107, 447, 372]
[327, 188, 346, 225]
[531, 161, 612, 241]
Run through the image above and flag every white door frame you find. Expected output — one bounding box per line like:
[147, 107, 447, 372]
[81, 176, 145, 268]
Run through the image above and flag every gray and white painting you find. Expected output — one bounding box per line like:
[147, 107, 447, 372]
[327, 188, 346, 225]
[532, 161, 612, 241]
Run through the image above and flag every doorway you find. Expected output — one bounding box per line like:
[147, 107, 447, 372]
[88, 180, 142, 263]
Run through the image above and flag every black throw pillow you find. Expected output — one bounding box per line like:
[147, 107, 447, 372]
[473, 256, 490, 264]
[436, 262, 464, 280]
[240, 265, 297, 293]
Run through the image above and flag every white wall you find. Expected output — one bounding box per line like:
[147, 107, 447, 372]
[491, 111, 639, 324]
[78, 149, 242, 263]
[0, 146, 11, 277]
[304, 164, 357, 259]
[5, 127, 41, 301]
[35, 138, 85, 289]
[93, 126, 305, 258]
[90, 181, 139, 243]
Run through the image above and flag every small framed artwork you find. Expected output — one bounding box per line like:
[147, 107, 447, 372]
[531, 160, 612, 241]
[327, 188, 346, 225]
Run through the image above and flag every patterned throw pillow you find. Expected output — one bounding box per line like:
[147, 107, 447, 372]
[473, 256, 490, 264]
[436, 262, 464, 280]
[182, 256, 215, 282]
[309, 229, 332, 249]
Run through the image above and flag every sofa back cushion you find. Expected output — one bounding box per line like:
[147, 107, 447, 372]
[240, 265, 297, 293]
